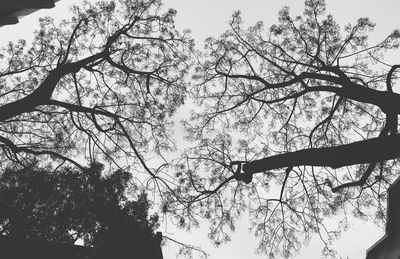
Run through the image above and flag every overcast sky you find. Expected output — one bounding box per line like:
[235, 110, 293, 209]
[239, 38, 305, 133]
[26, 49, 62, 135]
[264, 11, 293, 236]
[2, 0, 400, 258]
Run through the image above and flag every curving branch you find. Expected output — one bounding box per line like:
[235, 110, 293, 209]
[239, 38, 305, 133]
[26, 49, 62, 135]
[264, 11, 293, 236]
[0, 135, 83, 170]
[332, 162, 377, 192]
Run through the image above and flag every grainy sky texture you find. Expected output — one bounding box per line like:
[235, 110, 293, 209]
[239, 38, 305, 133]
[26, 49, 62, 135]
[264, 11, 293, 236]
[2, 0, 400, 258]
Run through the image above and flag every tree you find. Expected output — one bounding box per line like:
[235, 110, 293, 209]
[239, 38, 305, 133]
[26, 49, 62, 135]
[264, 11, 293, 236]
[0, 0, 193, 252]
[0, 0, 192, 179]
[3, 0, 400, 258]
[174, 0, 400, 257]
[0, 0, 207, 257]
[0, 162, 159, 247]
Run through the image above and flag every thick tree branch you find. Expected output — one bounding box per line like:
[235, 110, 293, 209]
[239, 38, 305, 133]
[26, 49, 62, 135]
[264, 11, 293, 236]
[217, 69, 400, 115]
[243, 134, 400, 175]
[0, 52, 105, 122]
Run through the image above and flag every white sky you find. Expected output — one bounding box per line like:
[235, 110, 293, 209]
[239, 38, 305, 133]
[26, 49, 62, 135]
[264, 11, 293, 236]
[2, 0, 400, 258]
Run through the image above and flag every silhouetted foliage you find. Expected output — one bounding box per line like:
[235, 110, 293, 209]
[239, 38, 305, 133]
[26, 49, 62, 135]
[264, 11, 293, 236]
[169, 0, 400, 257]
[0, 0, 192, 183]
[3, 0, 400, 258]
[0, 0, 192, 254]
[0, 162, 159, 247]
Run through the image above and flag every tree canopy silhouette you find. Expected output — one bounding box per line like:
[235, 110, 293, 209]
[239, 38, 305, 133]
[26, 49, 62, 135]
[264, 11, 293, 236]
[173, 0, 400, 257]
[0, 0, 192, 179]
[0, 162, 159, 247]
[2, 0, 400, 258]
[0, 0, 192, 252]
